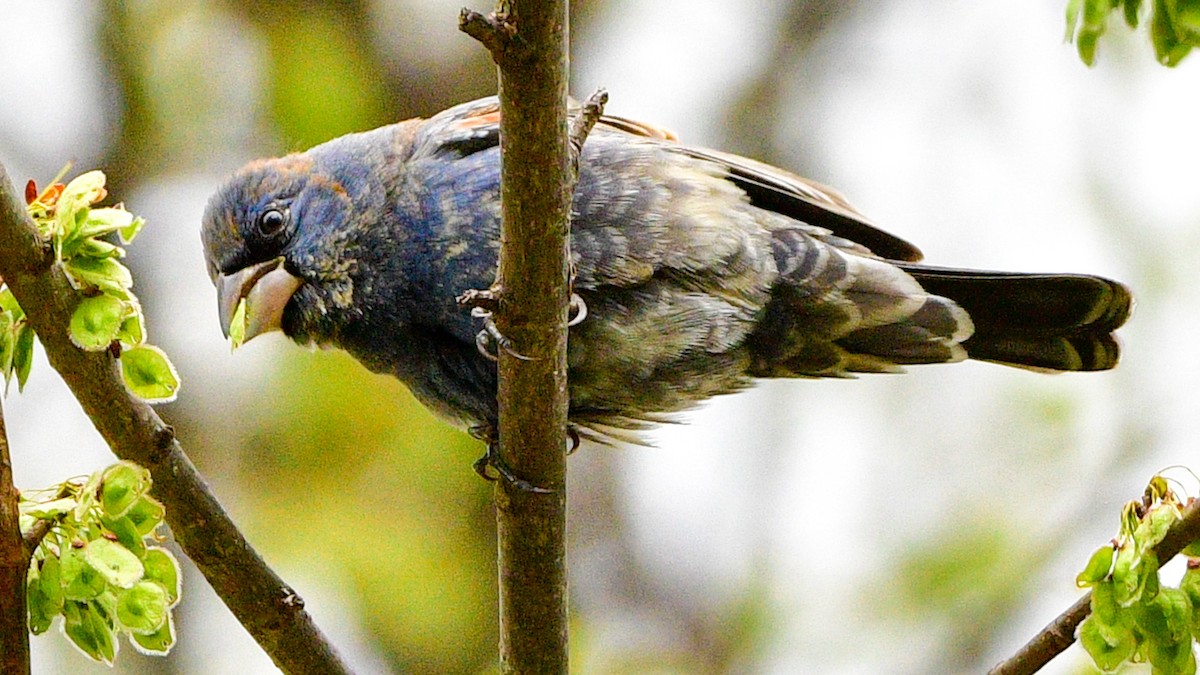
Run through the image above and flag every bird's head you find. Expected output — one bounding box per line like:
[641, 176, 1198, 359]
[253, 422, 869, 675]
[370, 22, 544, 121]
[201, 152, 368, 348]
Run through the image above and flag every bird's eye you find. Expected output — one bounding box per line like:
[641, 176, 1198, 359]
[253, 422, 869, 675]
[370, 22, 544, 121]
[256, 208, 288, 238]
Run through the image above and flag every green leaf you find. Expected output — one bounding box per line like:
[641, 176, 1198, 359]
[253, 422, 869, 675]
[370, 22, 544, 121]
[124, 496, 165, 536]
[1080, 613, 1138, 671]
[57, 171, 106, 211]
[62, 546, 106, 601]
[62, 600, 118, 665]
[63, 255, 133, 292]
[120, 345, 179, 403]
[100, 462, 150, 518]
[13, 322, 35, 391]
[22, 497, 78, 520]
[0, 310, 13, 383]
[116, 310, 144, 346]
[115, 581, 168, 635]
[1180, 1, 1200, 39]
[1078, 32, 1101, 65]
[1144, 629, 1196, 674]
[1067, 0, 1084, 40]
[1092, 579, 1123, 626]
[1181, 563, 1200, 604]
[68, 294, 127, 351]
[0, 288, 21, 316]
[1142, 550, 1161, 600]
[27, 554, 66, 635]
[1135, 502, 1180, 551]
[40, 553, 64, 609]
[1185, 564, 1200, 642]
[141, 548, 180, 606]
[1152, 586, 1194, 643]
[1126, 0, 1144, 26]
[101, 516, 146, 559]
[27, 564, 56, 635]
[1084, 0, 1114, 29]
[55, 171, 107, 243]
[119, 216, 145, 244]
[1121, 501, 1141, 540]
[75, 470, 103, 521]
[71, 237, 123, 260]
[93, 588, 119, 628]
[1129, 584, 1193, 675]
[75, 207, 133, 241]
[1113, 544, 1143, 606]
[130, 612, 174, 655]
[228, 298, 248, 350]
[93, 278, 132, 302]
[83, 538, 144, 590]
[1079, 544, 1116, 587]
[1153, 0, 1195, 64]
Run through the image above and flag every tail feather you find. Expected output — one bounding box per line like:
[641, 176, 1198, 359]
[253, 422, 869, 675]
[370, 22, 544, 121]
[899, 265, 1133, 371]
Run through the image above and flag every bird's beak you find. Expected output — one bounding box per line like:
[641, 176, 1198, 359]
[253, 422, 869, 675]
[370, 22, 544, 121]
[215, 256, 303, 343]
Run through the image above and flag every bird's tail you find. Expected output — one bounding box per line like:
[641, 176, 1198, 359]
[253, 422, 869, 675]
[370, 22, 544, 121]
[897, 265, 1133, 371]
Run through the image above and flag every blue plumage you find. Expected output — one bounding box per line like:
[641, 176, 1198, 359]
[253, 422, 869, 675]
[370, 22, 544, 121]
[201, 97, 1132, 438]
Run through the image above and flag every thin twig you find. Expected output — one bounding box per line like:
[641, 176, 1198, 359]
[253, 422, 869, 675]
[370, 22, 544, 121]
[0, 162, 351, 675]
[22, 518, 54, 558]
[458, 8, 516, 59]
[989, 497, 1200, 675]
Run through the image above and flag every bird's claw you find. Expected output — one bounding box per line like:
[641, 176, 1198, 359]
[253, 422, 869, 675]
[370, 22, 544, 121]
[567, 293, 588, 327]
[473, 442, 554, 494]
[471, 308, 533, 362]
[566, 426, 582, 455]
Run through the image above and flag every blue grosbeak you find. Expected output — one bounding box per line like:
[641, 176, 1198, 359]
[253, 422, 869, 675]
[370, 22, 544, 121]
[201, 97, 1131, 440]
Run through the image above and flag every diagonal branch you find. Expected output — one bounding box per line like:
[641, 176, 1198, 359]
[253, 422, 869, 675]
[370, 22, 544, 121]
[0, 398, 31, 674]
[0, 162, 351, 675]
[989, 496, 1200, 675]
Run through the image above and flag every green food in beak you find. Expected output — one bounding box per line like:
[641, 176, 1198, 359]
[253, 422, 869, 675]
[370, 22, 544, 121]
[215, 256, 303, 345]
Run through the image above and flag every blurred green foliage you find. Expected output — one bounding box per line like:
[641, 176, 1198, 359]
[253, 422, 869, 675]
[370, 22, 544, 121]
[1066, 0, 1200, 66]
[258, 7, 392, 149]
[94, 2, 504, 670]
[881, 517, 1046, 667]
[238, 350, 497, 672]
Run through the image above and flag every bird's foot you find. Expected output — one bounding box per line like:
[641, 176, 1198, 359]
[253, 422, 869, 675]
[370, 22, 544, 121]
[469, 426, 554, 494]
[470, 307, 533, 362]
[458, 287, 531, 361]
[456, 287, 500, 313]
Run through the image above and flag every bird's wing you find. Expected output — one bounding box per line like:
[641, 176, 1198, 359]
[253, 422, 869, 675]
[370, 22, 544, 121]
[665, 147, 923, 262]
[414, 96, 923, 263]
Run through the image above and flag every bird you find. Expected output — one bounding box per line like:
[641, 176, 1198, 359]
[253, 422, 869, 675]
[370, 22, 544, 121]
[201, 96, 1132, 447]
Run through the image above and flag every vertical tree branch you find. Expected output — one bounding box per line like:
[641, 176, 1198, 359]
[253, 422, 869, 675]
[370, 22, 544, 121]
[460, 2, 574, 672]
[0, 398, 31, 675]
[0, 163, 351, 675]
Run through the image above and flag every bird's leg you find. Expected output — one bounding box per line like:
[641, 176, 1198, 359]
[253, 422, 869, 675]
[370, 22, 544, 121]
[566, 425, 582, 455]
[468, 424, 554, 494]
[565, 258, 588, 328]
